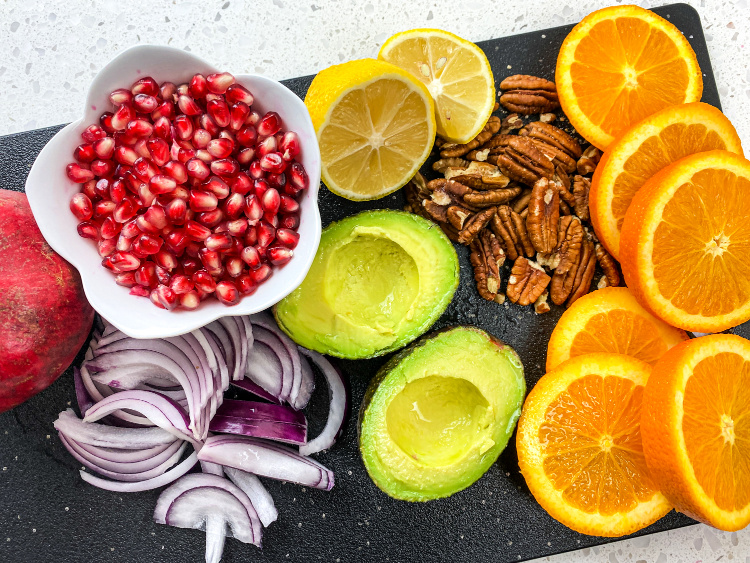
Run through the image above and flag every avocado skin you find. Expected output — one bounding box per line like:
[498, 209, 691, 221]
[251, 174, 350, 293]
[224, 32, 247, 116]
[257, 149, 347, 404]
[274, 210, 460, 359]
[358, 326, 526, 502]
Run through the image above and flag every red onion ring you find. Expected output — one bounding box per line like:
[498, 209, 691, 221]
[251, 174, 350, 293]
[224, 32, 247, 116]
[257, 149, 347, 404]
[54, 409, 175, 449]
[79, 451, 198, 492]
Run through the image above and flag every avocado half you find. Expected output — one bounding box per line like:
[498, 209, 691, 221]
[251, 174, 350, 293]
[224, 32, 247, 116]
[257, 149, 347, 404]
[359, 326, 526, 502]
[274, 210, 459, 359]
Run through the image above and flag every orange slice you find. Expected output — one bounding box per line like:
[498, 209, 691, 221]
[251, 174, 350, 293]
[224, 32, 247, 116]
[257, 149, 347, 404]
[620, 150, 750, 332]
[642, 334, 750, 531]
[546, 287, 688, 371]
[590, 102, 743, 260]
[556, 5, 703, 150]
[517, 353, 671, 537]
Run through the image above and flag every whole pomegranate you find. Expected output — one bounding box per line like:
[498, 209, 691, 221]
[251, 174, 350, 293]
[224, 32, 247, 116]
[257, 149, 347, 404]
[0, 189, 94, 412]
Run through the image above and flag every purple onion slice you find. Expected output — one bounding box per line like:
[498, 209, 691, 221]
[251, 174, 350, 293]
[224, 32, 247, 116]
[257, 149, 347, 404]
[224, 466, 278, 527]
[230, 378, 282, 404]
[79, 451, 198, 492]
[54, 409, 175, 449]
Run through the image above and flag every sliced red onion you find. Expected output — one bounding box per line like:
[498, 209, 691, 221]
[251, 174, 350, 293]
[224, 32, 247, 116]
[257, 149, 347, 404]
[245, 340, 284, 399]
[73, 366, 95, 417]
[230, 378, 282, 404]
[65, 435, 183, 472]
[95, 330, 130, 348]
[200, 460, 224, 477]
[83, 390, 197, 444]
[295, 352, 316, 411]
[224, 466, 278, 527]
[79, 451, 198, 492]
[198, 435, 334, 491]
[211, 319, 243, 381]
[54, 409, 175, 449]
[251, 313, 304, 408]
[202, 331, 230, 395]
[215, 399, 306, 425]
[209, 415, 306, 445]
[298, 347, 349, 456]
[251, 326, 292, 402]
[89, 363, 178, 390]
[101, 321, 118, 338]
[232, 317, 249, 380]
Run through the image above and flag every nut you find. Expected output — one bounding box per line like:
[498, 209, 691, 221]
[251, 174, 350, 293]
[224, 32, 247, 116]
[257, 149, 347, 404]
[499, 75, 560, 115]
[526, 178, 559, 254]
[519, 121, 582, 159]
[470, 229, 505, 301]
[539, 113, 556, 124]
[556, 216, 584, 276]
[492, 205, 535, 261]
[527, 138, 578, 174]
[577, 145, 602, 175]
[458, 206, 497, 245]
[572, 175, 591, 221]
[534, 291, 551, 314]
[444, 161, 511, 190]
[500, 113, 524, 135]
[432, 157, 469, 173]
[566, 239, 597, 306]
[439, 116, 501, 158]
[506, 256, 551, 306]
[403, 172, 433, 221]
[486, 136, 555, 186]
[510, 188, 533, 213]
[595, 243, 621, 287]
[463, 185, 522, 207]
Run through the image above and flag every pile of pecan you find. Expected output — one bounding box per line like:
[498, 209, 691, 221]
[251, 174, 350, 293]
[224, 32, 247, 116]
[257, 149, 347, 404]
[404, 75, 621, 313]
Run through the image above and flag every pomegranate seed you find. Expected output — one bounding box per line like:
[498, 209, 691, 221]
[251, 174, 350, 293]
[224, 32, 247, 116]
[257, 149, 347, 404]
[111, 104, 136, 131]
[113, 198, 137, 223]
[132, 140, 150, 160]
[257, 221, 276, 247]
[154, 116, 172, 140]
[109, 88, 133, 105]
[205, 233, 233, 251]
[186, 158, 211, 181]
[168, 275, 193, 295]
[197, 209, 225, 228]
[192, 128, 211, 149]
[279, 194, 300, 214]
[280, 213, 300, 230]
[152, 100, 175, 121]
[110, 251, 141, 272]
[248, 159, 264, 180]
[199, 248, 223, 274]
[279, 132, 301, 161]
[154, 249, 178, 270]
[266, 171, 286, 188]
[173, 187, 190, 201]
[179, 291, 201, 309]
[74, 143, 96, 163]
[227, 218, 249, 237]
[177, 94, 202, 116]
[206, 72, 235, 94]
[164, 229, 188, 254]
[193, 270, 217, 293]
[144, 205, 168, 229]
[185, 220, 212, 241]
[133, 93, 158, 113]
[225, 83, 254, 105]
[96, 238, 117, 257]
[230, 174, 252, 196]
[82, 124, 107, 143]
[228, 102, 250, 131]
[143, 138, 168, 167]
[135, 263, 158, 287]
[100, 216, 121, 239]
[200, 114, 220, 137]
[151, 285, 178, 310]
[235, 148, 254, 167]
[133, 233, 163, 255]
[174, 115, 194, 140]
[115, 272, 137, 287]
[66, 163, 95, 183]
[195, 150, 213, 163]
[162, 160, 188, 183]
[200, 176, 229, 199]
[165, 198, 188, 224]
[93, 137, 115, 160]
[253, 179, 270, 198]
[134, 157, 160, 181]
[207, 138, 234, 159]
[160, 81, 177, 100]
[136, 214, 160, 234]
[261, 188, 280, 214]
[240, 245, 261, 269]
[276, 228, 300, 249]
[257, 136, 277, 157]
[182, 257, 200, 276]
[211, 158, 239, 178]
[148, 174, 177, 195]
[94, 199, 116, 218]
[177, 82, 190, 95]
[215, 280, 239, 305]
[124, 119, 153, 138]
[235, 274, 257, 295]
[189, 190, 218, 212]
[250, 264, 272, 284]
[77, 221, 100, 240]
[177, 148, 197, 163]
[225, 257, 244, 277]
[244, 226, 258, 246]
[114, 131, 138, 147]
[236, 125, 258, 147]
[244, 195, 263, 223]
[264, 212, 279, 228]
[206, 99, 230, 128]
[260, 152, 286, 174]
[290, 162, 309, 190]
[223, 192, 245, 219]
[246, 111, 261, 126]
[92, 160, 116, 177]
[70, 193, 93, 221]
[224, 237, 244, 257]
[155, 265, 171, 285]
[110, 179, 127, 203]
[189, 74, 208, 99]
[132, 77, 159, 96]
[257, 112, 281, 137]
[268, 245, 293, 266]
[115, 146, 138, 166]
[100, 112, 116, 133]
[130, 285, 150, 297]
[121, 219, 140, 239]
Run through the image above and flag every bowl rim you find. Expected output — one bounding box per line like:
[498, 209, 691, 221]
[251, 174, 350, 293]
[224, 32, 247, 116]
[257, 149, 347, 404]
[24, 44, 321, 339]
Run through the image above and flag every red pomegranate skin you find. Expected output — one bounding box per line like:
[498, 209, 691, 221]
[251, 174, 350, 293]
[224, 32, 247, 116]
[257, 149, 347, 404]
[0, 189, 94, 412]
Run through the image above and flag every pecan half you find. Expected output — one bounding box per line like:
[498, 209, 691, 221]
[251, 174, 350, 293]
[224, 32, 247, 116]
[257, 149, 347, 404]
[403, 173, 432, 220]
[439, 116, 501, 158]
[526, 178, 560, 254]
[556, 216, 584, 276]
[510, 188, 533, 213]
[491, 205, 535, 261]
[486, 136, 555, 186]
[463, 186, 522, 207]
[550, 237, 594, 306]
[572, 175, 591, 221]
[499, 75, 560, 115]
[444, 161, 511, 190]
[595, 243, 620, 287]
[555, 167, 575, 206]
[470, 230, 505, 301]
[423, 179, 476, 229]
[458, 206, 497, 245]
[577, 145, 602, 175]
[432, 157, 469, 173]
[500, 113, 524, 135]
[566, 239, 597, 306]
[527, 138, 578, 174]
[506, 256, 551, 306]
[520, 122, 582, 159]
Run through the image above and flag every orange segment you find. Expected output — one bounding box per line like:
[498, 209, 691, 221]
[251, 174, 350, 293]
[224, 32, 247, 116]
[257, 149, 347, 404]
[620, 150, 750, 332]
[546, 287, 688, 371]
[642, 334, 750, 531]
[517, 353, 671, 537]
[556, 5, 703, 150]
[590, 102, 743, 260]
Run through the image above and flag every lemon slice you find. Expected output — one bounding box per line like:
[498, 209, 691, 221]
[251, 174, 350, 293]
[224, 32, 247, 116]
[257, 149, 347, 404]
[379, 29, 495, 144]
[304, 58, 436, 201]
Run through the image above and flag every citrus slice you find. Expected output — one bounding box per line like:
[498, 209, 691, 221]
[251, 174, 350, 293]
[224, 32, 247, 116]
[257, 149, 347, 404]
[304, 58, 436, 200]
[621, 150, 750, 332]
[378, 28, 494, 144]
[556, 5, 703, 150]
[590, 102, 743, 259]
[517, 353, 671, 536]
[642, 334, 750, 531]
[546, 287, 688, 371]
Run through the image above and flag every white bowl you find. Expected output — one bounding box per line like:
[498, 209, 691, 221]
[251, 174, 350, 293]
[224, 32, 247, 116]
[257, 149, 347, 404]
[25, 45, 321, 339]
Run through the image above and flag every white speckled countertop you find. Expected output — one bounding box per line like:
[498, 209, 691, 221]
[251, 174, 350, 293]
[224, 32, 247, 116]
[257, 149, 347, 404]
[1, 0, 749, 561]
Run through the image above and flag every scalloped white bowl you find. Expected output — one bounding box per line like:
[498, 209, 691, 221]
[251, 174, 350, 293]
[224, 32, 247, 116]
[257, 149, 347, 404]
[25, 45, 321, 339]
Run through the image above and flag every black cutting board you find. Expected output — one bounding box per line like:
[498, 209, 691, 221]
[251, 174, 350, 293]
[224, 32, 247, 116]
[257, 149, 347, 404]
[0, 4, 742, 562]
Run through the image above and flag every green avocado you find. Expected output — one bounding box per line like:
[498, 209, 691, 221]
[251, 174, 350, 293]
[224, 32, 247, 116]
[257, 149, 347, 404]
[274, 210, 459, 359]
[358, 326, 526, 501]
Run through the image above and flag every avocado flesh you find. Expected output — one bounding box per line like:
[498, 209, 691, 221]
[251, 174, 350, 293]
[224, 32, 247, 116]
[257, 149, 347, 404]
[274, 210, 459, 359]
[359, 327, 525, 501]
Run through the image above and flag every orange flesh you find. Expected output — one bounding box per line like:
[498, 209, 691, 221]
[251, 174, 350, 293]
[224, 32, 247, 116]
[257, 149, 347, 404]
[569, 310, 667, 365]
[570, 17, 690, 138]
[613, 125, 727, 230]
[652, 169, 750, 316]
[683, 352, 750, 512]
[539, 374, 657, 515]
